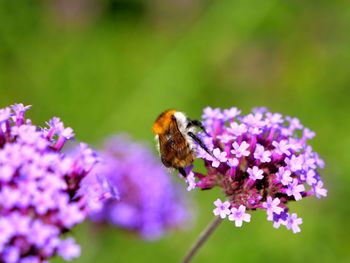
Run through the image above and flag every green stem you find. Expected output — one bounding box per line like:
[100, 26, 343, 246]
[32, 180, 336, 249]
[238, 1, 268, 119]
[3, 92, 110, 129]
[182, 217, 222, 263]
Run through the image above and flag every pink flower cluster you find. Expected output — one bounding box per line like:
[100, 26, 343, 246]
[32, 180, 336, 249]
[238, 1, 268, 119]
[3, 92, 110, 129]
[0, 104, 114, 262]
[185, 107, 327, 233]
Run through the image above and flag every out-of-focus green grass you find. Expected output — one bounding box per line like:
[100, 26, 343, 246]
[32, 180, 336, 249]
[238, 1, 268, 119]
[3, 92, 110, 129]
[1, 0, 350, 262]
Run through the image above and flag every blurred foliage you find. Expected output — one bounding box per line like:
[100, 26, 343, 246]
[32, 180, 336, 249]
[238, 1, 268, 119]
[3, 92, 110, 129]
[1, 0, 350, 262]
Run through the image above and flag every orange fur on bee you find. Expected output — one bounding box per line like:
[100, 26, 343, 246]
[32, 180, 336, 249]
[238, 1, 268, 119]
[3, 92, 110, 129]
[152, 109, 176, 135]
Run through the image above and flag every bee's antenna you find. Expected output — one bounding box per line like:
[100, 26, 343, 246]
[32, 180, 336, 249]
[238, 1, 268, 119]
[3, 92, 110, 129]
[187, 131, 213, 158]
[187, 119, 210, 136]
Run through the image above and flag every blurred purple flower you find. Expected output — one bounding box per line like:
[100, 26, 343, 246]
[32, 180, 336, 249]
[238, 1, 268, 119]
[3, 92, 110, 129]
[84, 135, 190, 240]
[0, 103, 110, 262]
[183, 106, 327, 233]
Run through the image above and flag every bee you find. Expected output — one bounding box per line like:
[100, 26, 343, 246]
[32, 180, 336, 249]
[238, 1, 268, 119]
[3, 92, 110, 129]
[152, 109, 212, 177]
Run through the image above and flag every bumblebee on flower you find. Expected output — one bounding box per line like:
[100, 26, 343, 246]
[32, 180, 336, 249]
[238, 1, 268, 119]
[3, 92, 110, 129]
[154, 107, 327, 233]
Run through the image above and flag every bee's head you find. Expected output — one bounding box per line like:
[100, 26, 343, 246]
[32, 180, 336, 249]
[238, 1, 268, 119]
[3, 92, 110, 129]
[152, 109, 177, 135]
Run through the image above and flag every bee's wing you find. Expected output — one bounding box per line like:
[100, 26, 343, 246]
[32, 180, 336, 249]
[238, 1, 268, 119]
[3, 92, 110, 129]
[159, 118, 192, 168]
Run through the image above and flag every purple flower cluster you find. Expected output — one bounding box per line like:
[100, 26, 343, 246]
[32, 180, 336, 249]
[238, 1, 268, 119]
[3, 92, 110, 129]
[186, 107, 327, 233]
[86, 135, 189, 240]
[0, 104, 112, 262]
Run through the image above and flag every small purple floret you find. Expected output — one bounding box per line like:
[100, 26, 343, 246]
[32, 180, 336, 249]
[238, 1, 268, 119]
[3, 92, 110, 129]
[247, 166, 264, 180]
[185, 171, 197, 191]
[231, 141, 250, 158]
[211, 148, 227, 168]
[228, 205, 251, 227]
[262, 197, 283, 220]
[213, 199, 231, 219]
[286, 213, 303, 233]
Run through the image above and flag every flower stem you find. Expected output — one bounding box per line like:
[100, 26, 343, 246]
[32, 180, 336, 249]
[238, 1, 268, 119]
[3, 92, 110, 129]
[182, 217, 222, 263]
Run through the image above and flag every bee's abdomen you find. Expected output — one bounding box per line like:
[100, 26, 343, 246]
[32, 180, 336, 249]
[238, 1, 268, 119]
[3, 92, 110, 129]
[161, 142, 194, 168]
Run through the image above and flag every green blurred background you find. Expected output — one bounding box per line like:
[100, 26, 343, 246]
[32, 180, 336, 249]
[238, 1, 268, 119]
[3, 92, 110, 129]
[1, 0, 349, 262]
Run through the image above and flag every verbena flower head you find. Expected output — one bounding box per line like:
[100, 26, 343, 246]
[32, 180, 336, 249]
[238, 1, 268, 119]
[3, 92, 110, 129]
[0, 103, 113, 262]
[86, 135, 189, 240]
[185, 106, 327, 233]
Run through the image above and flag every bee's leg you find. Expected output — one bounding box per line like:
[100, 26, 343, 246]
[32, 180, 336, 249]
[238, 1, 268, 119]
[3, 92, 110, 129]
[187, 131, 213, 157]
[187, 119, 209, 136]
[178, 167, 187, 177]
